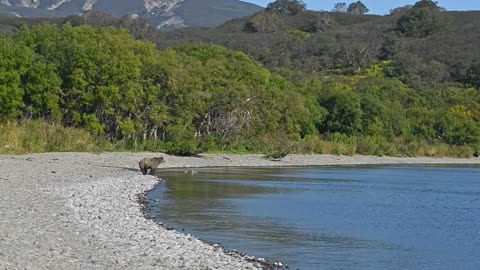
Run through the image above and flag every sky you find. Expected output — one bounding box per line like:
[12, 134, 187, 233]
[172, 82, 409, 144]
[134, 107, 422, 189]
[243, 0, 480, 15]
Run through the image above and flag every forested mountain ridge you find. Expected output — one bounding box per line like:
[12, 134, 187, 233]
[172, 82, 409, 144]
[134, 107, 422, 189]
[0, 0, 262, 29]
[1, 0, 480, 157]
[2, 0, 478, 87]
[151, 7, 480, 88]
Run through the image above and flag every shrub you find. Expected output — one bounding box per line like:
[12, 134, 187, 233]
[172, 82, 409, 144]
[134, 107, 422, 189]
[164, 125, 200, 156]
[288, 29, 310, 39]
[260, 133, 295, 160]
[396, 0, 448, 37]
[164, 140, 199, 156]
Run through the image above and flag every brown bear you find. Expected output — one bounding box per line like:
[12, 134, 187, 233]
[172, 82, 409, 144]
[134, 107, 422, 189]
[139, 157, 164, 175]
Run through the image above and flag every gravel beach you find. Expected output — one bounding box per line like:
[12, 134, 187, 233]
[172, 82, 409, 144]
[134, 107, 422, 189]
[1, 152, 479, 270]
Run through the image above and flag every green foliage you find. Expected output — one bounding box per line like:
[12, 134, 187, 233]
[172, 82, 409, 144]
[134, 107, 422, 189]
[266, 0, 306, 15]
[247, 11, 282, 32]
[22, 59, 63, 121]
[347, 1, 368, 15]
[317, 83, 363, 135]
[397, 0, 448, 37]
[260, 132, 295, 160]
[0, 37, 31, 120]
[164, 125, 199, 156]
[168, 44, 304, 142]
[355, 136, 389, 156]
[288, 29, 310, 39]
[347, 1, 369, 15]
[435, 107, 480, 146]
[406, 107, 436, 139]
[1, 22, 480, 157]
[412, 0, 442, 10]
[464, 63, 480, 89]
[2, 2, 478, 89]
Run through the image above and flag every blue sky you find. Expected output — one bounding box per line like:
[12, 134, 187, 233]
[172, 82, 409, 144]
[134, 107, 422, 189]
[243, 0, 480, 15]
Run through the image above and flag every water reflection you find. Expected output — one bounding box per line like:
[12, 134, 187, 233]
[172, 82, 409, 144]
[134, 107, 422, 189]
[147, 166, 480, 270]
[149, 168, 291, 239]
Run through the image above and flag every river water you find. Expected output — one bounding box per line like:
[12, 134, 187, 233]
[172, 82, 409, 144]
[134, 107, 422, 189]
[146, 165, 480, 270]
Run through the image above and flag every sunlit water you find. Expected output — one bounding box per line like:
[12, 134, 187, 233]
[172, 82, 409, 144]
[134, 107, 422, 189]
[146, 165, 480, 270]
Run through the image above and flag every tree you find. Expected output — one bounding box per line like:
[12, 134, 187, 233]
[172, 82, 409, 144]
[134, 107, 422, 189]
[266, 0, 306, 15]
[332, 2, 347, 12]
[435, 106, 480, 146]
[417, 60, 450, 84]
[297, 12, 333, 33]
[248, 11, 282, 33]
[413, 0, 444, 10]
[166, 45, 304, 143]
[0, 37, 32, 121]
[334, 39, 381, 75]
[464, 63, 480, 89]
[317, 84, 363, 135]
[22, 60, 63, 121]
[347, 1, 369, 15]
[397, 0, 448, 37]
[389, 5, 413, 16]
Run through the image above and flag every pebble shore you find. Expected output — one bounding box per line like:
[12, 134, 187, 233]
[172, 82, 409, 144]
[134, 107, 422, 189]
[1, 152, 479, 269]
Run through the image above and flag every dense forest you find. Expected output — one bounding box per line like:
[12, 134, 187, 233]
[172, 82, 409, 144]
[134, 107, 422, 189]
[1, 0, 480, 157]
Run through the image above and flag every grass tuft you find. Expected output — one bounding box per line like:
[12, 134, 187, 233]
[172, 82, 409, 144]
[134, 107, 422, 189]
[0, 120, 111, 154]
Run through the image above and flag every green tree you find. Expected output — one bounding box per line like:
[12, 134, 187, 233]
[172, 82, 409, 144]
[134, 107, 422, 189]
[397, 0, 448, 37]
[248, 11, 282, 33]
[464, 63, 480, 89]
[0, 38, 32, 120]
[317, 83, 363, 135]
[22, 59, 63, 121]
[413, 0, 443, 10]
[435, 106, 480, 146]
[389, 5, 413, 16]
[353, 77, 413, 137]
[164, 124, 199, 156]
[347, 1, 369, 15]
[169, 45, 297, 140]
[407, 107, 436, 139]
[266, 0, 306, 15]
[333, 2, 347, 12]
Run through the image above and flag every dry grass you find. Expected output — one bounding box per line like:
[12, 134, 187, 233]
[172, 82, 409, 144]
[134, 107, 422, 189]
[296, 134, 475, 158]
[1, 121, 475, 158]
[0, 120, 111, 154]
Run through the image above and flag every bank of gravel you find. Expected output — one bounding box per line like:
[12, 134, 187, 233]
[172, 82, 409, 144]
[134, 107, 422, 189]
[1, 152, 479, 269]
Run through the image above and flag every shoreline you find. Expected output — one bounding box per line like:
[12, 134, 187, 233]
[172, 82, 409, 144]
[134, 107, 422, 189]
[135, 184, 282, 270]
[1, 152, 479, 269]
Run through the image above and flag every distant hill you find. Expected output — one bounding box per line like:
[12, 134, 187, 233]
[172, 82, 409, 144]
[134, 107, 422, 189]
[1, 2, 480, 88]
[0, 0, 262, 29]
[148, 9, 480, 87]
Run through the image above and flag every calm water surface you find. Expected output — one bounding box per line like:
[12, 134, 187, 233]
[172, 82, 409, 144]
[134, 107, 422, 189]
[146, 165, 480, 270]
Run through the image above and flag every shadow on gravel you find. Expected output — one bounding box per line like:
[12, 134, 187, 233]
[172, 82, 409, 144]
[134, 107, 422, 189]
[99, 165, 140, 172]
